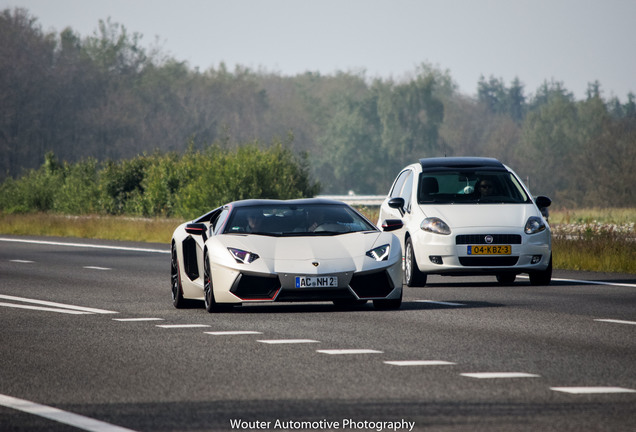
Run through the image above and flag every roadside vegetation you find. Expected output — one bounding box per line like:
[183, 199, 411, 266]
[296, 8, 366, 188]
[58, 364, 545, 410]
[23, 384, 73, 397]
[549, 209, 635, 273]
[0, 143, 318, 220]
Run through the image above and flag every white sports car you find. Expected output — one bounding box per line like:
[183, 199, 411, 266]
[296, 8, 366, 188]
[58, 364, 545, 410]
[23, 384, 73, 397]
[379, 157, 552, 287]
[171, 199, 403, 312]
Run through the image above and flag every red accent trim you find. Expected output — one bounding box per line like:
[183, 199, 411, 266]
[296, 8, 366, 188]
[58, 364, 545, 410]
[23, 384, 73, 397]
[236, 287, 281, 301]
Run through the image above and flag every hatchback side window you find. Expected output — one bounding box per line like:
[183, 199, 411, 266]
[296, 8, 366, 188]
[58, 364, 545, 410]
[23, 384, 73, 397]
[400, 171, 414, 212]
[390, 170, 410, 198]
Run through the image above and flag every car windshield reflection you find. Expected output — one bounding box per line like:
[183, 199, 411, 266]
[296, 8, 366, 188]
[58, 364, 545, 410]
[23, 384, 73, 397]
[418, 170, 531, 204]
[223, 204, 377, 236]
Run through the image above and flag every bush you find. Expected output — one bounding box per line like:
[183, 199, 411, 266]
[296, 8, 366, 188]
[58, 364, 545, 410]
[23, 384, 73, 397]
[0, 141, 320, 218]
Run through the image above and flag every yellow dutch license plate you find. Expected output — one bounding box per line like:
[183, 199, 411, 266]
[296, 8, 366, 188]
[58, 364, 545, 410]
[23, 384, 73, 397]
[467, 245, 511, 255]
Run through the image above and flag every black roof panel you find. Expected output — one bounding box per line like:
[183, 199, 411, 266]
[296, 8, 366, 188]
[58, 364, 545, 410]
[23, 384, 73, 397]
[419, 157, 506, 171]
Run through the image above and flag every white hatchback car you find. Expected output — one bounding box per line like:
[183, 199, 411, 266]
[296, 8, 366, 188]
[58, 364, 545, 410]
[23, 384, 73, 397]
[378, 157, 552, 286]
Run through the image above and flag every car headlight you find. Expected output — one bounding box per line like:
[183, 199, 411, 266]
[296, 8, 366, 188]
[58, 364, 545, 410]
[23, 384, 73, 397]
[366, 244, 390, 261]
[524, 216, 546, 234]
[228, 247, 260, 264]
[421, 217, 451, 235]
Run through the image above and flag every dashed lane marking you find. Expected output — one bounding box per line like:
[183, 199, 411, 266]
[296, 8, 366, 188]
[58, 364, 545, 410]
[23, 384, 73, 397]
[206, 331, 263, 335]
[9, 259, 34, 263]
[83, 266, 111, 271]
[0, 294, 118, 314]
[258, 339, 319, 344]
[461, 372, 541, 379]
[317, 349, 383, 355]
[113, 318, 165, 322]
[0, 393, 138, 432]
[551, 387, 636, 394]
[156, 324, 211, 328]
[384, 360, 456, 366]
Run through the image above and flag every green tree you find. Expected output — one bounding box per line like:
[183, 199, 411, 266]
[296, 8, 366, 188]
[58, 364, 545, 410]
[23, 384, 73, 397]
[377, 72, 444, 174]
[519, 90, 578, 202]
[315, 93, 383, 194]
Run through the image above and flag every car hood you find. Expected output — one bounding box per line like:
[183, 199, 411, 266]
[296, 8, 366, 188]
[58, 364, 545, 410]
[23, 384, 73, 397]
[219, 231, 385, 260]
[214, 231, 395, 274]
[420, 203, 540, 229]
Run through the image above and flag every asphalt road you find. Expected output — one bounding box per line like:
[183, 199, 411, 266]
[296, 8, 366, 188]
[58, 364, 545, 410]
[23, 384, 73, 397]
[1, 235, 635, 432]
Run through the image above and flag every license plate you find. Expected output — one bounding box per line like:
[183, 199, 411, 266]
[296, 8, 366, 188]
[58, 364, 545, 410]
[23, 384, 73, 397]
[467, 245, 511, 255]
[295, 276, 338, 288]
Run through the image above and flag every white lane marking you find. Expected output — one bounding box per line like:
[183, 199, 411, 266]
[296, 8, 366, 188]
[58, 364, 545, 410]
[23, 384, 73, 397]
[258, 339, 319, 344]
[0, 302, 92, 315]
[551, 387, 636, 394]
[156, 324, 210, 328]
[0, 294, 118, 314]
[594, 319, 636, 326]
[317, 349, 383, 355]
[0, 393, 138, 432]
[384, 360, 456, 366]
[83, 266, 111, 271]
[10, 259, 34, 263]
[113, 318, 164, 322]
[0, 237, 169, 254]
[205, 331, 263, 335]
[415, 300, 466, 306]
[461, 372, 540, 379]
[518, 275, 636, 288]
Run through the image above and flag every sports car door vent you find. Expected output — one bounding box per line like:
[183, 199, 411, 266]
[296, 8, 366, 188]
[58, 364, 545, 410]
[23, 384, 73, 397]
[349, 270, 394, 299]
[230, 274, 281, 300]
[183, 236, 199, 280]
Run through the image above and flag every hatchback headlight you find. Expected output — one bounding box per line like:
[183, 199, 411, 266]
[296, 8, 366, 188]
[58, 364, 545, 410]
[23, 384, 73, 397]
[366, 244, 390, 261]
[524, 216, 546, 234]
[228, 247, 260, 264]
[421, 217, 451, 235]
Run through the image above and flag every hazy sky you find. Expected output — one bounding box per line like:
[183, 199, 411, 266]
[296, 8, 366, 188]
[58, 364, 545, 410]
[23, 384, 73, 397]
[4, 0, 635, 100]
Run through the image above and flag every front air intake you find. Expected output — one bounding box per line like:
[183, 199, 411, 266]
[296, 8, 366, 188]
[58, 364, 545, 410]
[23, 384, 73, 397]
[230, 274, 280, 300]
[349, 270, 394, 299]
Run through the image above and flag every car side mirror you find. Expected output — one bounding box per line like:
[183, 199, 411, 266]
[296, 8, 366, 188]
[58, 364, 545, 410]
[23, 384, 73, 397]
[534, 196, 551, 220]
[381, 219, 404, 232]
[388, 197, 405, 209]
[388, 197, 405, 216]
[185, 223, 208, 240]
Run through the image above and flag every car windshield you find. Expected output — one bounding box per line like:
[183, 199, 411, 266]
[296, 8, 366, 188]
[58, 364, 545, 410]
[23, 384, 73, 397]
[417, 170, 531, 204]
[223, 203, 377, 236]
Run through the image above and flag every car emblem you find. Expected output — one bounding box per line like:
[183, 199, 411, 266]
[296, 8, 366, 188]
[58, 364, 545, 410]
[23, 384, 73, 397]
[312, 261, 320, 267]
[485, 235, 494, 244]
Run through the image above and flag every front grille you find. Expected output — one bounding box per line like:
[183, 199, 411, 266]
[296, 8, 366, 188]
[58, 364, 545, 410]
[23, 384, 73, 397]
[349, 270, 394, 299]
[456, 234, 522, 245]
[230, 274, 280, 300]
[459, 256, 519, 267]
[276, 288, 354, 302]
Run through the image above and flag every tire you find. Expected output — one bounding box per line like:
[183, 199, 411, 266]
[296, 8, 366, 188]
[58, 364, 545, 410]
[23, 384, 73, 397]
[203, 249, 233, 313]
[171, 243, 187, 308]
[405, 237, 427, 287]
[496, 273, 516, 285]
[529, 254, 552, 286]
